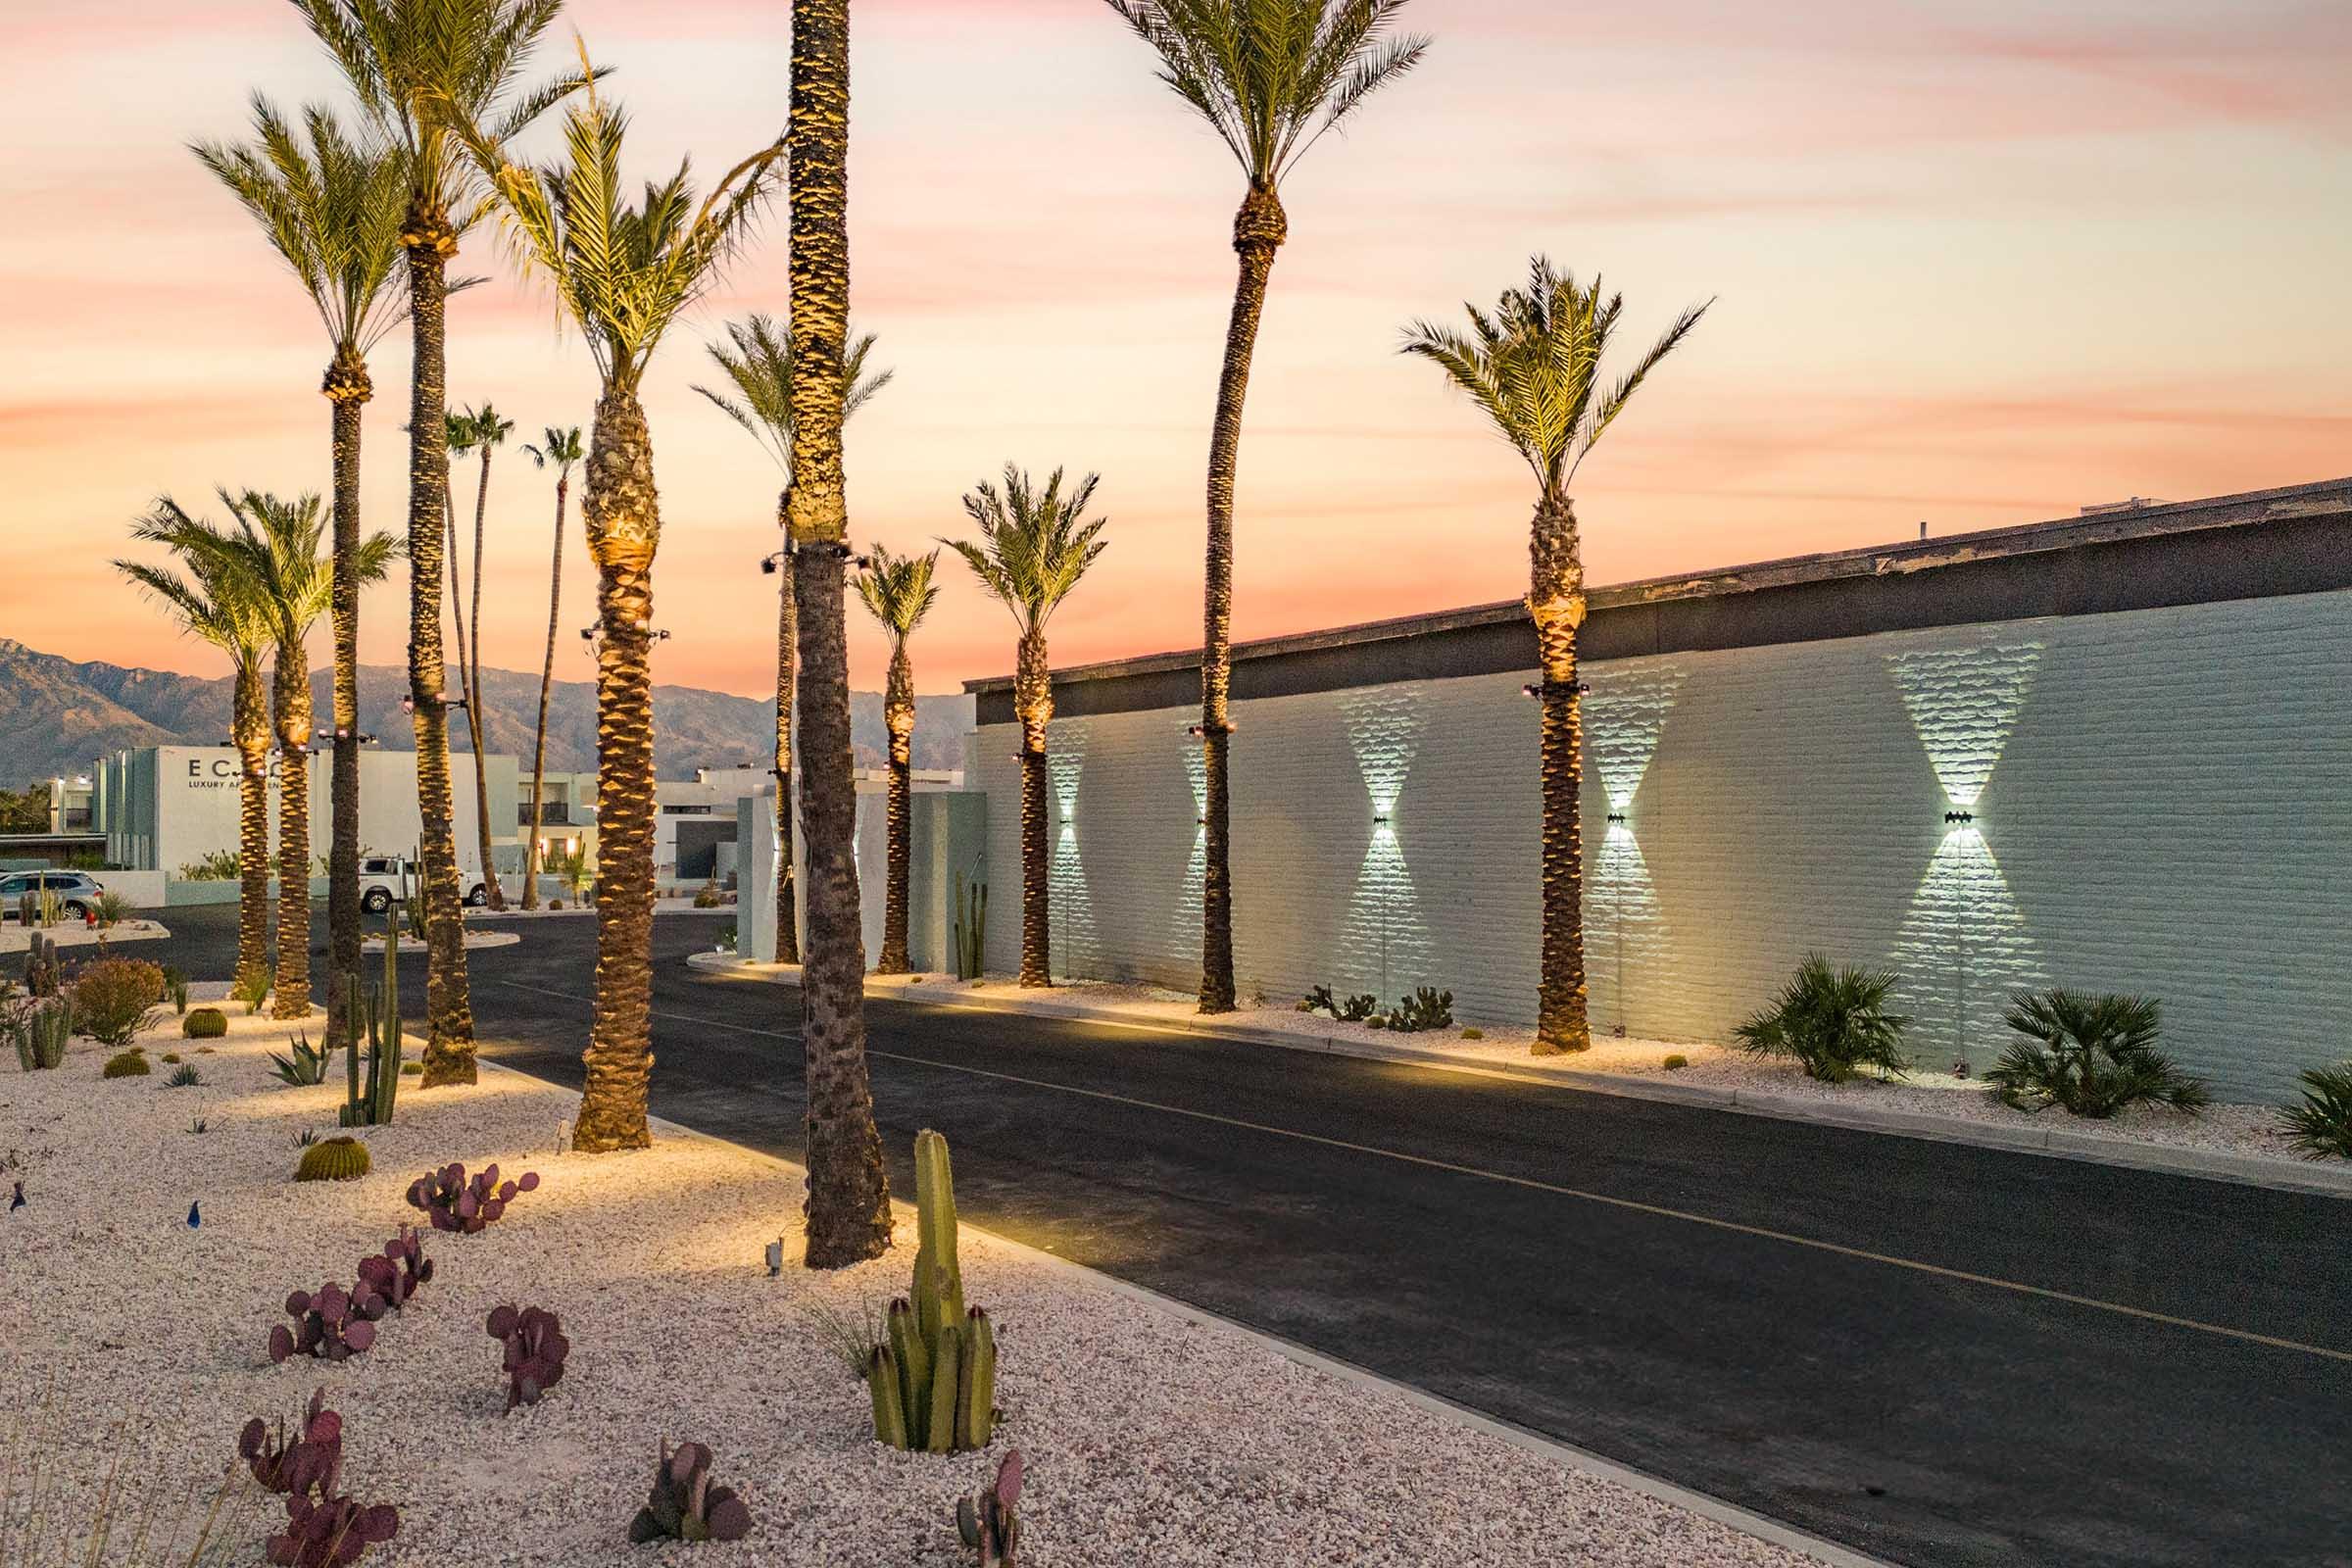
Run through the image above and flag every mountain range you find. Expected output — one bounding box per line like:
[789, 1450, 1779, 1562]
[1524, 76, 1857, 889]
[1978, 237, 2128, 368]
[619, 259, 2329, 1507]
[0, 638, 971, 787]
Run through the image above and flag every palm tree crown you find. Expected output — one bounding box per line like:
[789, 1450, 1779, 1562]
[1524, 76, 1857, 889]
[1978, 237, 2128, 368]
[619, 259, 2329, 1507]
[855, 544, 940, 643]
[1401, 258, 1710, 499]
[115, 506, 272, 680]
[462, 67, 785, 394]
[1102, 0, 1429, 188]
[190, 97, 408, 372]
[168, 490, 401, 653]
[524, 424, 584, 474]
[694, 314, 893, 473]
[947, 467, 1110, 634]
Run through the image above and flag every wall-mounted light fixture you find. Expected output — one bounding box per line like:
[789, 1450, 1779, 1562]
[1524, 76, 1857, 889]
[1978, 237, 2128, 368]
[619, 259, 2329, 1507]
[398, 695, 463, 714]
[1943, 809, 1975, 825]
[758, 551, 786, 575]
[1196, 814, 1206, 827]
[1372, 810, 1391, 827]
[1522, 680, 1592, 699]
[1606, 812, 1627, 824]
[1185, 721, 1237, 738]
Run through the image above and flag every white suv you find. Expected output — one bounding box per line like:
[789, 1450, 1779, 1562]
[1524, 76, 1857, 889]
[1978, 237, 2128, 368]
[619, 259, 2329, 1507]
[358, 856, 491, 913]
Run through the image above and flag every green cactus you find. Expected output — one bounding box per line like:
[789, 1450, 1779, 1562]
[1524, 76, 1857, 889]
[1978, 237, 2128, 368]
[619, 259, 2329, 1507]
[11, 1000, 70, 1070]
[24, 931, 60, 998]
[295, 1134, 371, 1183]
[866, 1130, 999, 1452]
[101, 1049, 150, 1079]
[182, 1007, 227, 1040]
[953, 876, 987, 980]
[338, 914, 402, 1127]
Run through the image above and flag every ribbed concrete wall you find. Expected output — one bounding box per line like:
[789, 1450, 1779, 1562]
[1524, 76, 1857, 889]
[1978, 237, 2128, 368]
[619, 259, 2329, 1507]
[972, 589, 2352, 1101]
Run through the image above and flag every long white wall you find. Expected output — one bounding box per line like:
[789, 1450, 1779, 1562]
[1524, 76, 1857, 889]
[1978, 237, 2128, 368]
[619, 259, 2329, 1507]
[972, 589, 2352, 1101]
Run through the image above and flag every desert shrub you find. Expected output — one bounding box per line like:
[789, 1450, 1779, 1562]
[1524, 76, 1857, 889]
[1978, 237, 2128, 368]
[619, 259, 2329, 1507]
[177, 848, 243, 881]
[1987, 989, 2205, 1117]
[548, 899, 564, 910]
[1460, 1026, 1484, 1041]
[1734, 954, 1910, 1083]
[92, 890, 130, 928]
[102, 1050, 151, 1078]
[1337, 993, 1378, 1023]
[70, 957, 167, 1047]
[1298, 984, 1336, 1014]
[692, 882, 723, 909]
[162, 1052, 183, 1063]
[2278, 1062, 2352, 1160]
[232, 970, 270, 1014]
[1379, 986, 1454, 1033]
[1662, 1053, 1689, 1070]
[184, 1006, 229, 1039]
[400, 1061, 421, 1076]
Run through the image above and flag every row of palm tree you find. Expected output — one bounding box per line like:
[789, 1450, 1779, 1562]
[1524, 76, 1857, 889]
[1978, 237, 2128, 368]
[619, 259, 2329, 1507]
[446, 401, 515, 912]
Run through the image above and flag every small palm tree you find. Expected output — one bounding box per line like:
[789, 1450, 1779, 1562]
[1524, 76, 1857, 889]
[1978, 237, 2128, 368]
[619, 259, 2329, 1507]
[457, 62, 786, 1152]
[854, 545, 941, 974]
[945, 467, 1110, 989]
[116, 509, 276, 998]
[1402, 259, 1706, 1054]
[293, 0, 589, 1086]
[192, 97, 406, 1047]
[1102, 0, 1429, 1014]
[695, 316, 893, 966]
[518, 425, 583, 910]
[450, 399, 514, 908]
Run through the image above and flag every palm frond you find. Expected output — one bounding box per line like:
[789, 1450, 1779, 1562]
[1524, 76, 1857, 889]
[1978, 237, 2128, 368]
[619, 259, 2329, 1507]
[943, 466, 1111, 636]
[854, 544, 942, 642]
[693, 315, 892, 474]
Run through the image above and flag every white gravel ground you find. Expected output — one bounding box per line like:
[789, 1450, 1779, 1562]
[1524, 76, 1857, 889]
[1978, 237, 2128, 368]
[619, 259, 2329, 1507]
[1, 1017, 1817, 1568]
[362, 930, 520, 953]
[0, 919, 170, 953]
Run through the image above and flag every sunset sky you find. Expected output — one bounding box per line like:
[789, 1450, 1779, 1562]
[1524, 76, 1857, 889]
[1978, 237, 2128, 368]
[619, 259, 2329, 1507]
[4, 0, 2346, 700]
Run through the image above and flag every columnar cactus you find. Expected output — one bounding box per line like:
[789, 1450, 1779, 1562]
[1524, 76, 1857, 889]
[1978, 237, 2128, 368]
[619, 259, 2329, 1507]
[486, 1303, 569, 1410]
[866, 1130, 1000, 1452]
[355, 1228, 432, 1309]
[12, 1000, 69, 1069]
[406, 1161, 539, 1234]
[269, 1281, 387, 1364]
[338, 918, 401, 1127]
[956, 1450, 1024, 1566]
[24, 929, 60, 996]
[239, 1389, 342, 1497]
[627, 1440, 753, 1544]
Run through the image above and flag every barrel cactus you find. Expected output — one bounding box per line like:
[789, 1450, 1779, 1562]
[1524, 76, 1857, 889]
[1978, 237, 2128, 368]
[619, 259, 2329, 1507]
[627, 1440, 752, 1544]
[295, 1136, 371, 1184]
[865, 1130, 1000, 1452]
[183, 1007, 228, 1039]
[101, 1049, 150, 1079]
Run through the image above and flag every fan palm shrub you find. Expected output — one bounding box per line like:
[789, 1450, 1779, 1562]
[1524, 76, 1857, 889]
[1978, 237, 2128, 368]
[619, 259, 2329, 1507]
[784, 0, 895, 1267]
[946, 467, 1111, 989]
[192, 98, 406, 1048]
[293, 0, 588, 1085]
[1102, 0, 1429, 1013]
[517, 425, 583, 909]
[1403, 261, 1706, 1054]
[855, 545, 941, 973]
[1734, 954, 1911, 1083]
[118, 507, 278, 1000]
[695, 316, 894, 966]
[455, 60, 785, 1152]
[448, 400, 514, 909]
[1988, 990, 2207, 1117]
[2278, 1062, 2352, 1160]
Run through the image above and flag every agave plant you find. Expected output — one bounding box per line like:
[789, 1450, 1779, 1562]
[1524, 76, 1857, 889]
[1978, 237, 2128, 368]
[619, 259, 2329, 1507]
[270, 1032, 333, 1087]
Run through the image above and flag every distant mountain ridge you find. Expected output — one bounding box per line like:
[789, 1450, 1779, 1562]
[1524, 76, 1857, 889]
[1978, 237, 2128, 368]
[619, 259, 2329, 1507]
[0, 638, 971, 787]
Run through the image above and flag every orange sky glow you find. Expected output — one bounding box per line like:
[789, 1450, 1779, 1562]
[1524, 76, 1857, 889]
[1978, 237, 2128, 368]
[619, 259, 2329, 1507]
[3, 0, 2346, 701]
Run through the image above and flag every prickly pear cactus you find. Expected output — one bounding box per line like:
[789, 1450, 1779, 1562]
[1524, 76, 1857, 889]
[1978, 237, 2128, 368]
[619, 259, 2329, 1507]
[956, 1449, 1023, 1566]
[486, 1302, 569, 1410]
[627, 1440, 753, 1544]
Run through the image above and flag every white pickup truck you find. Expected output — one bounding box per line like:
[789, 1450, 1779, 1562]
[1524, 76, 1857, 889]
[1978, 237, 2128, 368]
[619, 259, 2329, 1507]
[357, 856, 494, 913]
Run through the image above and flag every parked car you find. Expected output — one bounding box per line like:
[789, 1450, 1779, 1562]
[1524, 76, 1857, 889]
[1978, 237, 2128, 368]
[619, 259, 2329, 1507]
[0, 870, 107, 920]
[357, 857, 491, 913]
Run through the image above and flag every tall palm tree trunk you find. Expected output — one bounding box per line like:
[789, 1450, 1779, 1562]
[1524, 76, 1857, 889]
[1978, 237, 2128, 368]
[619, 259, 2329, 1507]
[790, 0, 892, 1269]
[466, 452, 505, 908]
[573, 389, 660, 1152]
[233, 666, 272, 998]
[404, 208, 476, 1086]
[521, 470, 566, 911]
[324, 355, 369, 1046]
[876, 645, 914, 974]
[771, 496, 800, 964]
[1014, 633, 1053, 987]
[1530, 492, 1591, 1054]
[271, 647, 316, 1019]
[1197, 184, 1288, 1015]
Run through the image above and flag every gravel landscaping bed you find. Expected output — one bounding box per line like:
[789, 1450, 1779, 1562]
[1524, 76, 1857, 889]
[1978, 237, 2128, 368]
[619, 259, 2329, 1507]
[1, 1016, 1816, 1568]
[1, 918, 170, 952]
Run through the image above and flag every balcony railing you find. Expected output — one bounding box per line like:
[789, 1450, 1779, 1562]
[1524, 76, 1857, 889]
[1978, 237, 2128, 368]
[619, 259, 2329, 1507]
[519, 805, 576, 827]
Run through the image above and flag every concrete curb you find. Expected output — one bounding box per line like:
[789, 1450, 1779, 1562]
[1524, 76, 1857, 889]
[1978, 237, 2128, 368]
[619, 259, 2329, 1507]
[682, 952, 2352, 1201]
[477, 1055, 1890, 1568]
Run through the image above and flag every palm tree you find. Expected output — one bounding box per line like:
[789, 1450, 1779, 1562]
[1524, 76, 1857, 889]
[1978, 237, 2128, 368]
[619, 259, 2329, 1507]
[945, 467, 1110, 989]
[1102, 0, 1429, 1014]
[117, 508, 275, 999]
[192, 97, 407, 1048]
[293, 0, 587, 1086]
[518, 424, 582, 910]
[785, 0, 895, 1268]
[451, 399, 514, 909]
[209, 492, 401, 1019]
[854, 544, 940, 974]
[1402, 259, 1706, 1054]
[693, 315, 893, 966]
[455, 62, 786, 1152]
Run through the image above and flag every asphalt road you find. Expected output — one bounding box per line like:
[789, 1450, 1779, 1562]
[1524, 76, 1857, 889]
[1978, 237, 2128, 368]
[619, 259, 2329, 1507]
[68, 906, 2352, 1567]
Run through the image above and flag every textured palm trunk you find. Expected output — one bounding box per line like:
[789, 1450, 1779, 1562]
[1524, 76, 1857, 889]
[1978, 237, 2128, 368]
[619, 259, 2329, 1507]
[789, 0, 893, 1270]
[1197, 184, 1287, 1015]
[573, 389, 661, 1153]
[521, 471, 567, 911]
[465, 450, 505, 909]
[771, 496, 800, 965]
[232, 664, 271, 998]
[324, 355, 369, 1047]
[1530, 491, 1591, 1054]
[403, 206, 476, 1086]
[270, 644, 316, 1019]
[1014, 632, 1054, 988]
[875, 643, 915, 973]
